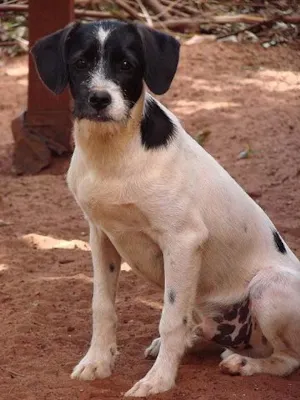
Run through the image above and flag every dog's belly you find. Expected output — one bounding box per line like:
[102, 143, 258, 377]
[109, 231, 165, 287]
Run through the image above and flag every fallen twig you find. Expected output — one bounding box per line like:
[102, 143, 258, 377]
[161, 0, 201, 16]
[0, 366, 25, 378]
[153, 14, 300, 30]
[114, 0, 142, 20]
[153, 0, 184, 20]
[136, 0, 153, 27]
[0, 4, 115, 18]
[217, 17, 278, 40]
[143, 0, 169, 20]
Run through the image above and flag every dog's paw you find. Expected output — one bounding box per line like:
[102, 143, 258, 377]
[125, 365, 175, 398]
[71, 345, 117, 380]
[220, 349, 234, 360]
[219, 354, 254, 376]
[144, 337, 161, 359]
[125, 375, 174, 397]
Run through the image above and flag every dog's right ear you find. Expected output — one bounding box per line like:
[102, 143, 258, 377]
[31, 22, 79, 95]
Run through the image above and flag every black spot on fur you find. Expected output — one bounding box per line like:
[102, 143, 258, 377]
[224, 305, 239, 321]
[110, 347, 116, 356]
[213, 316, 224, 324]
[168, 289, 176, 304]
[141, 98, 175, 149]
[273, 230, 287, 254]
[183, 317, 187, 325]
[212, 334, 234, 347]
[218, 324, 236, 336]
[109, 263, 115, 272]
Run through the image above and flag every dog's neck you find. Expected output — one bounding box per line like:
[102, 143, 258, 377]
[73, 89, 146, 171]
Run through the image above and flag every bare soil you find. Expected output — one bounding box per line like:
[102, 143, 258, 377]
[1, 40, 300, 400]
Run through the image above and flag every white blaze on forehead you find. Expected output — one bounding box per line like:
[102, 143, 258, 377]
[98, 27, 111, 46]
[88, 26, 128, 122]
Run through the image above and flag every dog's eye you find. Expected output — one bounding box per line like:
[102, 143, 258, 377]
[75, 59, 87, 70]
[120, 60, 132, 71]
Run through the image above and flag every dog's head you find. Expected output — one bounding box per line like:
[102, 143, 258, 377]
[31, 20, 180, 123]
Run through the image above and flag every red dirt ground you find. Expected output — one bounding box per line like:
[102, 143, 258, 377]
[1, 40, 300, 400]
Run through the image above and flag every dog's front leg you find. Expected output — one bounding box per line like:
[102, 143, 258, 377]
[126, 229, 207, 397]
[71, 223, 121, 380]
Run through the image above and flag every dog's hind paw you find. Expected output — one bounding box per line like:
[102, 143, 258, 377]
[144, 337, 161, 359]
[219, 354, 254, 376]
[71, 346, 117, 380]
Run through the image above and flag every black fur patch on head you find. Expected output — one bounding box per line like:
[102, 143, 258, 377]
[141, 98, 175, 149]
[273, 230, 287, 254]
[32, 20, 180, 123]
[168, 289, 176, 304]
[66, 20, 145, 121]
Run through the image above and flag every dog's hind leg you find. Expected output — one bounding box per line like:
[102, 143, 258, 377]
[71, 223, 121, 380]
[220, 267, 300, 376]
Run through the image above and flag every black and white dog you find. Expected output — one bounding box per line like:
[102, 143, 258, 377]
[32, 20, 300, 397]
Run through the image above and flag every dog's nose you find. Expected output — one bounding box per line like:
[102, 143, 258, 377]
[88, 91, 112, 111]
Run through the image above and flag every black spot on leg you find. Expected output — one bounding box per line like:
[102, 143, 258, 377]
[168, 289, 176, 304]
[110, 347, 116, 356]
[109, 263, 115, 272]
[273, 230, 287, 254]
[183, 317, 187, 325]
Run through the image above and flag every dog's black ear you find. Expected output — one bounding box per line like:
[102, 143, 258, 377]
[31, 22, 79, 94]
[136, 24, 180, 95]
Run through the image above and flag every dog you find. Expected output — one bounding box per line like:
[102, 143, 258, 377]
[32, 20, 300, 397]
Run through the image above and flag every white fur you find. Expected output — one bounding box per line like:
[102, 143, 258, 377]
[68, 89, 300, 396]
[98, 27, 110, 45]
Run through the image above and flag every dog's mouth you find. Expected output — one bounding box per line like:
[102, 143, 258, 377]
[73, 109, 114, 123]
[85, 114, 114, 122]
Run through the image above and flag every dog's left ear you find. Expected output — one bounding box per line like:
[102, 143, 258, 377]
[31, 22, 79, 94]
[136, 24, 180, 95]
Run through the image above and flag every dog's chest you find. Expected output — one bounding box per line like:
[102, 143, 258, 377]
[70, 169, 165, 286]
[74, 173, 149, 232]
